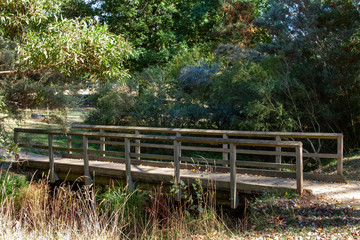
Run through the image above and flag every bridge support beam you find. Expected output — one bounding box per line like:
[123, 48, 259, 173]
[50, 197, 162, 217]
[48, 134, 59, 183]
[125, 138, 134, 191]
[230, 144, 238, 209]
[83, 136, 92, 186]
[337, 136, 343, 176]
[296, 143, 303, 195]
[174, 140, 181, 201]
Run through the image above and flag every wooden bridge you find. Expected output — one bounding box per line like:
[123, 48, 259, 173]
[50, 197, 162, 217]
[14, 125, 345, 209]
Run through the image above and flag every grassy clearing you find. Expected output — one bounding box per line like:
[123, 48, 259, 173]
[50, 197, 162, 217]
[312, 152, 360, 181]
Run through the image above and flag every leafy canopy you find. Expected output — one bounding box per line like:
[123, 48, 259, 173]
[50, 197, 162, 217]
[0, 0, 132, 83]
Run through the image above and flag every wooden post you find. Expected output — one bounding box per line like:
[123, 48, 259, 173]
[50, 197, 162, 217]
[83, 135, 92, 186]
[296, 143, 303, 195]
[100, 129, 105, 157]
[14, 130, 19, 161]
[125, 138, 134, 191]
[337, 135, 343, 175]
[275, 136, 281, 171]
[230, 144, 238, 209]
[67, 135, 72, 154]
[223, 134, 229, 167]
[48, 134, 59, 183]
[176, 132, 182, 158]
[174, 139, 181, 201]
[135, 130, 140, 160]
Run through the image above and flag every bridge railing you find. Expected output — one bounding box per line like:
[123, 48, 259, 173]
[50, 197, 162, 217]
[70, 125, 344, 182]
[14, 128, 304, 209]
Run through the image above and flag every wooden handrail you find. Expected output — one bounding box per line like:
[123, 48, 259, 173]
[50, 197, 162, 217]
[71, 124, 342, 139]
[14, 127, 304, 201]
[17, 125, 344, 176]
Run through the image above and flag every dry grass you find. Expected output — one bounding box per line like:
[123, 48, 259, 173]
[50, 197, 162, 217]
[0, 170, 235, 240]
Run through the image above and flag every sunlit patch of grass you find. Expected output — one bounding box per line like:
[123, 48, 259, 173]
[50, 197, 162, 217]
[244, 191, 360, 239]
[314, 154, 360, 181]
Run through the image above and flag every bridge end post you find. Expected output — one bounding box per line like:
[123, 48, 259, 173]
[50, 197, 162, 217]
[174, 139, 181, 201]
[337, 135, 344, 176]
[230, 144, 238, 209]
[296, 143, 303, 195]
[275, 136, 282, 171]
[135, 130, 141, 161]
[100, 129, 105, 157]
[14, 129, 19, 161]
[48, 134, 59, 183]
[223, 134, 229, 167]
[125, 138, 134, 191]
[67, 135, 72, 154]
[83, 135, 92, 186]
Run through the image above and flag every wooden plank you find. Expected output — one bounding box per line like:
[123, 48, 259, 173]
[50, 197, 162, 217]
[180, 157, 229, 165]
[83, 136, 92, 186]
[13, 128, 306, 148]
[125, 138, 134, 191]
[296, 144, 303, 195]
[71, 125, 342, 139]
[181, 145, 230, 153]
[179, 157, 295, 170]
[132, 142, 173, 149]
[70, 139, 125, 146]
[337, 136, 343, 175]
[237, 161, 296, 170]
[174, 140, 181, 201]
[130, 153, 173, 161]
[234, 168, 347, 183]
[230, 144, 238, 209]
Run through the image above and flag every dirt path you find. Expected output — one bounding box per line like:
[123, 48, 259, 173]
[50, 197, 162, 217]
[305, 180, 360, 208]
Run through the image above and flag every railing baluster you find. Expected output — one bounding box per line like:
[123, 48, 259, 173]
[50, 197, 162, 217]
[230, 143, 238, 209]
[48, 134, 59, 183]
[14, 130, 19, 161]
[67, 135, 72, 154]
[337, 135, 343, 176]
[296, 143, 303, 195]
[135, 130, 140, 160]
[275, 136, 281, 171]
[83, 135, 92, 186]
[176, 132, 181, 158]
[223, 133, 228, 167]
[174, 139, 181, 201]
[125, 138, 134, 191]
[100, 129, 105, 157]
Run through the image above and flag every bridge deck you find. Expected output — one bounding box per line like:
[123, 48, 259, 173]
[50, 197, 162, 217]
[17, 152, 311, 195]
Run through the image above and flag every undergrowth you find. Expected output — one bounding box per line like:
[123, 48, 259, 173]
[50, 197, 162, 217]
[0, 169, 235, 239]
[0, 165, 359, 239]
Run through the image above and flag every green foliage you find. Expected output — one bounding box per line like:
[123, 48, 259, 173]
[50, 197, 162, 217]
[1, 0, 132, 82]
[97, 186, 149, 227]
[0, 172, 28, 201]
[86, 87, 137, 125]
[255, 0, 360, 148]
[17, 18, 132, 82]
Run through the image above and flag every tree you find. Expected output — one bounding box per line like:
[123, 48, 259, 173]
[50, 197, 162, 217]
[255, 0, 360, 148]
[0, 0, 133, 115]
[0, 0, 132, 82]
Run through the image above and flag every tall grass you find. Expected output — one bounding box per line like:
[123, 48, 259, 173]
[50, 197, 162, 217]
[0, 171, 236, 239]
